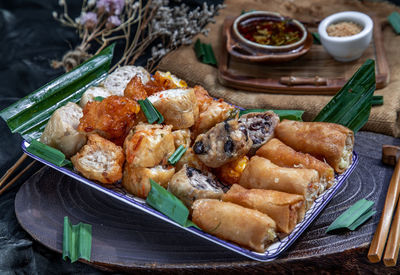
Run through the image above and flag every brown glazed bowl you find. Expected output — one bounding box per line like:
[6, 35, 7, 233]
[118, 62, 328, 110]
[227, 11, 312, 63]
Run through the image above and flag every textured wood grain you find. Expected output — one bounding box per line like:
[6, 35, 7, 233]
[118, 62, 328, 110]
[14, 132, 400, 273]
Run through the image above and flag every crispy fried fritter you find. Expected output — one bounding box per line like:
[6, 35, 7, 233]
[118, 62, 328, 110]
[71, 134, 125, 184]
[214, 155, 249, 185]
[78, 95, 140, 146]
[123, 123, 175, 168]
[192, 85, 236, 137]
[124, 76, 148, 101]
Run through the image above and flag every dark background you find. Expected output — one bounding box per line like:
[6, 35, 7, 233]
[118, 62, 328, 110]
[0, 0, 399, 274]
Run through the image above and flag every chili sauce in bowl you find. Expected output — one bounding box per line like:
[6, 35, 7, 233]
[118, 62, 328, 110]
[232, 11, 308, 53]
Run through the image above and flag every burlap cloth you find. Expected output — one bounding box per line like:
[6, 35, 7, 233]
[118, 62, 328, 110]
[158, 0, 400, 137]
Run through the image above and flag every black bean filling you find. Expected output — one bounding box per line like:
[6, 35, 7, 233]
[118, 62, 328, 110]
[239, 114, 274, 144]
[193, 141, 206, 154]
[224, 120, 230, 132]
[224, 137, 235, 155]
[185, 166, 221, 191]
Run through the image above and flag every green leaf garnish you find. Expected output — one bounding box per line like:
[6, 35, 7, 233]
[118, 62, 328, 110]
[146, 179, 190, 226]
[138, 98, 164, 124]
[62, 216, 92, 263]
[372, 95, 383, 106]
[239, 109, 304, 121]
[194, 39, 217, 66]
[0, 44, 115, 142]
[312, 32, 321, 44]
[168, 145, 187, 166]
[388, 12, 400, 34]
[326, 199, 376, 233]
[93, 96, 105, 102]
[27, 140, 70, 167]
[313, 59, 375, 133]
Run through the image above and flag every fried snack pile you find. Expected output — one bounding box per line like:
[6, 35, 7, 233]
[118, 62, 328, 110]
[40, 66, 354, 253]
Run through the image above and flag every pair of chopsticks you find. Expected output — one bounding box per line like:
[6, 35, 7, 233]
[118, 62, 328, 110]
[368, 146, 400, 266]
[0, 154, 36, 195]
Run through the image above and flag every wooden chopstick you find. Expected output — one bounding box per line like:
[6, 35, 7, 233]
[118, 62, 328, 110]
[0, 160, 36, 195]
[383, 195, 400, 266]
[368, 159, 400, 263]
[0, 154, 27, 188]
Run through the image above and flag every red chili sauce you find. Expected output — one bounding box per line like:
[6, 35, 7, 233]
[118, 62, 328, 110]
[237, 16, 302, 46]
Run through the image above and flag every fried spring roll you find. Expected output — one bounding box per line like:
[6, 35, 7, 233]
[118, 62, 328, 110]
[275, 120, 354, 174]
[256, 138, 335, 188]
[239, 156, 321, 209]
[192, 199, 276, 252]
[222, 184, 305, 234]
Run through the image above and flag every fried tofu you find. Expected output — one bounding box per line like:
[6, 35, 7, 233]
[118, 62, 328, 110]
[71, 134, 125, 184]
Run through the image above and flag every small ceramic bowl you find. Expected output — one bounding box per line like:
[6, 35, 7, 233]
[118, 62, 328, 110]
[318, 11, 373, 62]
[232, 11, 308, 53]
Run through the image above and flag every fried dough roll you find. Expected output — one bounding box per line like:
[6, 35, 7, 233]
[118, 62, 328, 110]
[168, 165, 224, 209]
[275, 120, 354, 174]
[222, 184, 305, 234]
[239, 156, 321, 209]
[193, 118, 252, 168]
[122, 164, 175, 198]
[238, 111, 280, 155]
[256, 138, 335, 188]
[192, 199, 277, 252]
[147, 88, 199, 130]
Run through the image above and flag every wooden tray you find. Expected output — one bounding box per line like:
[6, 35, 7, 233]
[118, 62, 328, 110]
[218, 17, 390, 95]
[14, 131, 400, 275]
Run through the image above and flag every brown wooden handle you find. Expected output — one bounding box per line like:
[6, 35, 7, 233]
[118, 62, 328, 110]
[368, 159, 400, 263]
[383, 194, 400, 266]
[279, 76, 327, 86]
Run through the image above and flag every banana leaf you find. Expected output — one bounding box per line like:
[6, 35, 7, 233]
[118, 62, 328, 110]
[0, 44, 115, 142]
[313, 59, 375, 132]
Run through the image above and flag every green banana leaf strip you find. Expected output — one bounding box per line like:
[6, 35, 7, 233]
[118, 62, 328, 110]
[93, 96, 105, 102]
[326, 199, 374, 233]
[146, 179, 191, 227]
[168, 145, 187, 166]
[239, 109, 304, 121]
[372, 95, 383, 106]
[388, 12, 400, 34]
[0, 44, 115, 142]
[62, 216, 92, 263]
[194, 39, 217, 66]
[313, 59, 375, 132]
[312, 32, 321, 44]
[26, 139, 71, 167]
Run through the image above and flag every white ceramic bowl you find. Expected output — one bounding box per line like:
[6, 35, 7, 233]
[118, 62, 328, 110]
[318, 11, 373, 62]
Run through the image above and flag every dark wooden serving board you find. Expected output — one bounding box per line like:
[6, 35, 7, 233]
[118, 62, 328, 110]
[218, 17, 389, 95]
[14, 131, 400, 273]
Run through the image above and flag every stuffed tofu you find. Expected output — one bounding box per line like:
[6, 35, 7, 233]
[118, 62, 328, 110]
[238, 111, 280, 155]
[168, 165, 224, 209]
[79, 86, 112, 108]
[193, 118, 252, 168]
[147, 88, 199, 130]
[124, 123, 175, 168]
[40, 102, 87, 158]
[71, 134, 124, 184]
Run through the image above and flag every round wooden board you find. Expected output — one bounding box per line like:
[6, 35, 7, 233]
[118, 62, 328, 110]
[14, 132, 400, 273]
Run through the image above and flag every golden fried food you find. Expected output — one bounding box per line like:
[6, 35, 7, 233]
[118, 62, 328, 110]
[40, 102, 87, 158]
[214, 155, 249, 185]
[122, 164, 175, 198]
[175, 148, 210, 172]
[192, 85, 236, 136]
[71, 134, 125, 184]
[123, 76, 148, 101]
[124, 123, 175, 168]
[172, 129, 191, 148]
[77, 95, 140, 146]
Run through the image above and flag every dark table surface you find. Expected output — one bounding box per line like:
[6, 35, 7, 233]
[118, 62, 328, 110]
[1, 1, 400, 274]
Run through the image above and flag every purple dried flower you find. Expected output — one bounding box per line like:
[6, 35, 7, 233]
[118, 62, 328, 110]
[80, 12, 98, 29]
[96, 0, 124, 15]
[107, 15, 121, 27]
